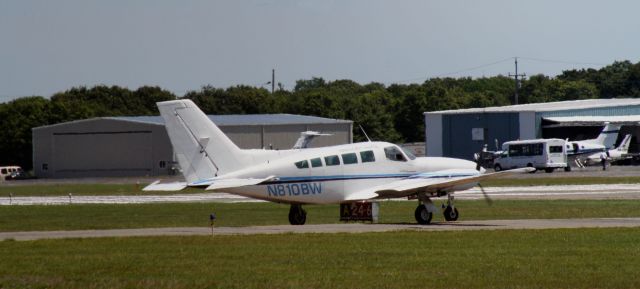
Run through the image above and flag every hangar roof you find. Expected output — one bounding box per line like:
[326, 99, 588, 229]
[34, 114, 352, 130]
[426, 98, 640, 114]
[112, 114, 352, 126]
[542, 115, 640, 127]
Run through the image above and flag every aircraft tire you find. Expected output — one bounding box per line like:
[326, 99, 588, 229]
[443, 206, 459, 221]
[545, 168, 555, 173]
[414, 205, 433, 225]
[564, 166, 571, 172]
[288, 205, 307, 225]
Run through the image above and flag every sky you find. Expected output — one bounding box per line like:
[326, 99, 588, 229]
[2, 0, 640, 100]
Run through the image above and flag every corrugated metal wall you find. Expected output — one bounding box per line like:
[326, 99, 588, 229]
[33, 119, 353, 178]
[442, 112, 519, 160]
[33, 119, 173, 178]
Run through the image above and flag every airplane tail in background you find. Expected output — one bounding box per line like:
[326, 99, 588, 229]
[591, 123, 621, 149]
[157, 100, 249, 184]
[614, 134, 632, 153]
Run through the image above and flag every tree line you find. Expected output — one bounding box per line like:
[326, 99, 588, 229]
[2, 60, 640, 170]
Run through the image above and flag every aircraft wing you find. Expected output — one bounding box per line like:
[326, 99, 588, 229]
[205, 175, 277, 191]
[344, 167, 534, 201]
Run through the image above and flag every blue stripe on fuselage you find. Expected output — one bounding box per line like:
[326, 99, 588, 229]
[263, 172, 478, 185]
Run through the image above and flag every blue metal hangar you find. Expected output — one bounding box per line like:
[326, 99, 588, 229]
[424, 98, 640, 160]
[32, 114, 352, 178]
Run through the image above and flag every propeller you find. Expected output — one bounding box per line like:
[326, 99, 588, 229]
[473, 152, 492, 205]
[478, 183, 493, 206]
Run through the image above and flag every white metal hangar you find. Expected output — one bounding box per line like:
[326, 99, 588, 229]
[424, 98, 640, 160]
[32, 114, 353, 178]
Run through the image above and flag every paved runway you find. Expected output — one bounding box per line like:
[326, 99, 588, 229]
[3, 183, 640, 205]
[2, 217, 640, 241]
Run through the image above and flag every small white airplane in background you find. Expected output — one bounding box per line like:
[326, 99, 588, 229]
[145, 100, 531, 225]
[566, 123, 621, 157]
[292, 131, 331, 149]
[584, 134, 632, 165]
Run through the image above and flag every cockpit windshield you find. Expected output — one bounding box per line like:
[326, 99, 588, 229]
[400, 146, 417, 160]
[384, 146, 408, 162]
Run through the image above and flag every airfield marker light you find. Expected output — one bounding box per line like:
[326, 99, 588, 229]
[210, 213, 216, 236]
[68, 193, 72, 204]
[9, 193, 13, 205]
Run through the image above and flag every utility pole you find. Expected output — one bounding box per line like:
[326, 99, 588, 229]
[508, 57, 526, 105]
[271, 69, 275, 94]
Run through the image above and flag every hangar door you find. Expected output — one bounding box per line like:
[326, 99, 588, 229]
[52, 131, 153, 177]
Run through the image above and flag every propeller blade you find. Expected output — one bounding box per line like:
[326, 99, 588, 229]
[478, 183, 493, 206]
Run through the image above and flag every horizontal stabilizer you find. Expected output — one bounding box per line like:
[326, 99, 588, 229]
[142, 180, 188, 191]
[205, 176, 276, 191]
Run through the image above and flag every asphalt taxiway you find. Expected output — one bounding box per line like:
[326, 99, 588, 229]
[2, 217, 640, 241]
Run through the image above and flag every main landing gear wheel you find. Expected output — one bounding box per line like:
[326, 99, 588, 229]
[414, 205, 433, 225]
[443, 206, 459, 221]
[288, 204, 307, 225]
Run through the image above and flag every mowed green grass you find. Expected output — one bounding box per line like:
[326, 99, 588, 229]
[2, 228, 640, 288]
[2, 175, 640, 196]
[2, 200, 640, 232]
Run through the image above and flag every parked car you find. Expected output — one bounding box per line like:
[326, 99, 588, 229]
[0, 166, 22, 181]
[5, 170, 34, 180]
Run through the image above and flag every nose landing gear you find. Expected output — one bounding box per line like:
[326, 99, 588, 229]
[443, 194, 459, 222]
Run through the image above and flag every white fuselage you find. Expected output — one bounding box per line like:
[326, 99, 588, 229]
[200, 141, 479, 204]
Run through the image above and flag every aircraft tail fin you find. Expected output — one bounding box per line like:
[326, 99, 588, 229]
[592, 122, 621, 149]
[615, 134, 632, 153]
[157, 99, 249, 183]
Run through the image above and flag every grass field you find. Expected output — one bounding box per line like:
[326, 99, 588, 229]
[2, 199, 640, 232]
[1, 228, 640, 288]
[1, 175, 640, 196]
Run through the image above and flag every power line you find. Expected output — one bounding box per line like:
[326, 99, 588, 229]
[432, 57, 514, 78]
[517, 56, 607, 67]
[386, 57, 515, 85]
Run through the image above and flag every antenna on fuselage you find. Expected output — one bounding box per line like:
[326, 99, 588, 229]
[359, 124, 372, 142]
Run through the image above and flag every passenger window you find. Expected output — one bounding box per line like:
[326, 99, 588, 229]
[360, 150, 375, 163]
[1, 169, 6, 174]
[384, 146, 407, 162]
[310, 158, 323, 168]
[294, 160, 309, 169]
[342, 153, 358, 165]
[549, 146, 563, 153]
[324, 155, 340, 166]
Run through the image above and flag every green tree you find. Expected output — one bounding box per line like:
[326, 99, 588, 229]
[0, 97, 51, 169]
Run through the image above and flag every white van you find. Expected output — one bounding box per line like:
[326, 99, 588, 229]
[493, 139, 568, 173]
[0, 166, 23, 181]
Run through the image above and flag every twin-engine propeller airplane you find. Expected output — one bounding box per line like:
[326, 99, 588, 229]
[144, 100, 532, 225]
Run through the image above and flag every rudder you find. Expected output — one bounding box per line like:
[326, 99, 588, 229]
[157, 100, 249, 183]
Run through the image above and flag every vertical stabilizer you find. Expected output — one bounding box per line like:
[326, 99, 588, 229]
[591, 123, 621, 149]
[615, 134, 632, 153]
[157, 100, 248, 183]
